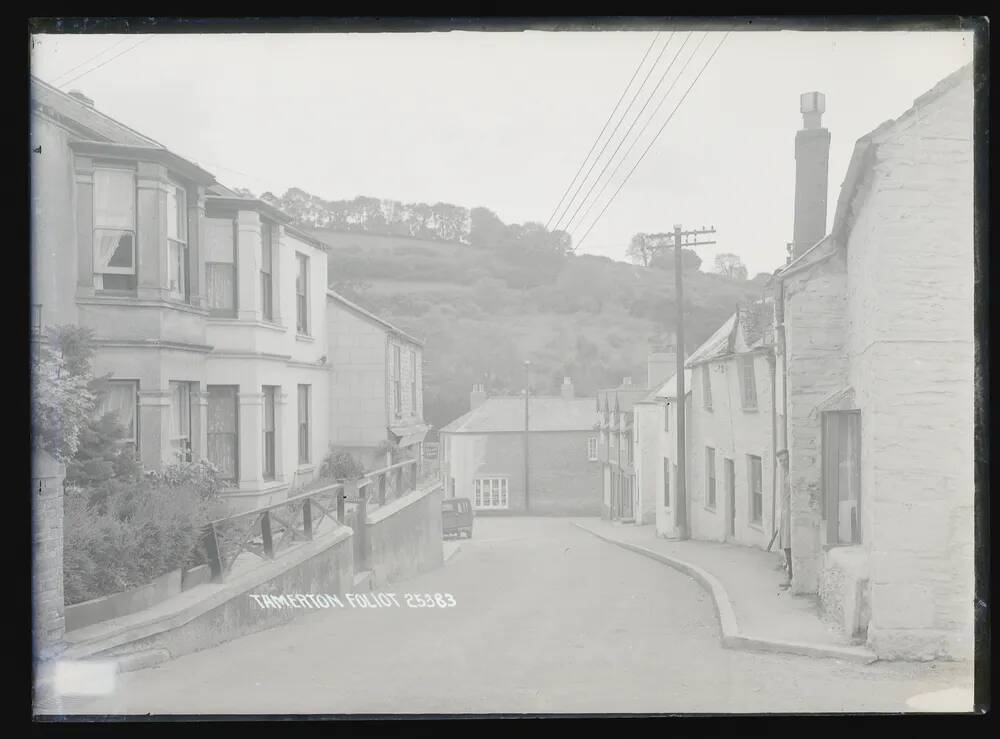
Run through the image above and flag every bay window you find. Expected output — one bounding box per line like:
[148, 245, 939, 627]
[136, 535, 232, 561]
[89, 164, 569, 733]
[93, 168, 136, 291]
[392, 345, 402, 416]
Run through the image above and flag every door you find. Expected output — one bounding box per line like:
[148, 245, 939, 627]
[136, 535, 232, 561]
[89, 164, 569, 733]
[725, 458, 736, 538]
[822, 411, 862, 545]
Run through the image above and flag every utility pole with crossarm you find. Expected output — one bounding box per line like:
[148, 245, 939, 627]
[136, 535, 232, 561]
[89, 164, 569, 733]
[653, 224, 717, 540]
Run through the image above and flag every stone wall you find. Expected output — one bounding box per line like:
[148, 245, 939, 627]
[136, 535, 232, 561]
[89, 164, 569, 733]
[444, 431, 601, 515]
[782, 249, 849, 594]
[366, 483, 444, 586]
[846, 72, 975, 660]
[32, 450, 66, 662]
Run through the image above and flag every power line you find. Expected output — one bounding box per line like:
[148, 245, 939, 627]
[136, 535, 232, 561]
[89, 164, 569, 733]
[57, 36, 155, 89]
[50, 37, 133, 86]
[573, 32, 730, 252]
[543, 32, 662, 232]
[569, 32, 709, 243]
[551, 32, 675, 234]
[561, 32, 694, 237]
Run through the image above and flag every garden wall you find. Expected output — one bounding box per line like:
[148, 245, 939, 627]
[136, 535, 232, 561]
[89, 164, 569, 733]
[365, 482, 444, 587]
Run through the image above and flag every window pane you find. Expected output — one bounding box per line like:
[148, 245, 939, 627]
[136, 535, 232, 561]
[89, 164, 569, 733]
[94, 230, 135, 273]
[97, 381, 137, 442]
[207, 386, 238, 480]
[166, 185, 187, 242]
[94, 169, 135, 229]
[204, 219, 235, 263]
[206, 264, 236, 311]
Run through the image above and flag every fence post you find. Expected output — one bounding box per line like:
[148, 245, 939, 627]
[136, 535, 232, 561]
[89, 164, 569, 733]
[303, 498, 313, 539]
[379, 472, 387, 505]
[261, 512, 274, 559]
[202, 523, 224, 582]
[337, 483, 346, 524]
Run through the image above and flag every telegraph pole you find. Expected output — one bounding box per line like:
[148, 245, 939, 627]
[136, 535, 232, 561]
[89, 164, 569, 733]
[523, 360, 531, 513]
[665, 224, 716, 540]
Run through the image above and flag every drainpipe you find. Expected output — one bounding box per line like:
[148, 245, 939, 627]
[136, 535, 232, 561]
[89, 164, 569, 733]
[767, 349, 778, 541]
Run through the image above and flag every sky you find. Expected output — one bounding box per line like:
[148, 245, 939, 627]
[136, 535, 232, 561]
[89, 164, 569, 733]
[30, 28, 973, 276]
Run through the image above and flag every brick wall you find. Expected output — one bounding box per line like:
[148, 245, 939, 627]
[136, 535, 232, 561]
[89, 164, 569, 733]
[445, 431, 601, 515]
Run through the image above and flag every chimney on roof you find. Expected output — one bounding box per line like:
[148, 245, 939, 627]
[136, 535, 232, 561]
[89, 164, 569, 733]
[67, 90, 94, 108]
[470, 384, 487, 411]
[560, 376, 575, 400]
[622, 376, 632, 386]
[792, 91, 830, 260]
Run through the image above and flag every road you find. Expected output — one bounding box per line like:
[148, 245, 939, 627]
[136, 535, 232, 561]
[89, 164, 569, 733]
[45, 517, 971, 715]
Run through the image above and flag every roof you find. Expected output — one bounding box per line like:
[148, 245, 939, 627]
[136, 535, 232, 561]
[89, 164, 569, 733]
[685, 300, 774, 368]
[684, 313, 736, 367]
[31, 76, 161, 147]
[646, 369, 692, 401]
[440, 396, 599, 434]
[31, 76, 214, 185]
[326, 290, 424, 347]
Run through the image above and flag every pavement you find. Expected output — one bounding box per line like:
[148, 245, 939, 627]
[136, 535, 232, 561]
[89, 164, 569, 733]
[572, 519, 873, 661]
[37, 517, 974, 715]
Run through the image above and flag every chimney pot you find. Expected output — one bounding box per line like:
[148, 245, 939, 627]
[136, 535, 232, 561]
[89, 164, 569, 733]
[560, 376, 575, 400]
[68, 90, 94, 107]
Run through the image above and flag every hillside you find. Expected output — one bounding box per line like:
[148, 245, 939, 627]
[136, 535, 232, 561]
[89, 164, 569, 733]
[309, 229, 765, 436]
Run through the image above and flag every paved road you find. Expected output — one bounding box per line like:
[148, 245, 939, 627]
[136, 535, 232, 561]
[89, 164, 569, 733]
[46, 517, 971, 715]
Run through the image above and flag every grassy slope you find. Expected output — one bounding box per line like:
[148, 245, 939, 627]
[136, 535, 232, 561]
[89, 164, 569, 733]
[312, 230, 762, 435]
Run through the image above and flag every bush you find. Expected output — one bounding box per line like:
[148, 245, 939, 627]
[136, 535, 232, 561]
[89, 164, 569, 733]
[63, 474, 215, 605]
[317, 446, 366, 481]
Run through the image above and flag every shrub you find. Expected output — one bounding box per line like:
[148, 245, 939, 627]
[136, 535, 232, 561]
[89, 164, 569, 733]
[318, 446, 366, 482]
[63, 475, 214, 605]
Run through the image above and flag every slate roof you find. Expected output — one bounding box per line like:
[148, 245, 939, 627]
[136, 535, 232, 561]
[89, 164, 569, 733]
[31, 76, 162, 147]
[684, 313, 737, 367]
[646, 369, 693, 401]
[440, 396, 599, 434]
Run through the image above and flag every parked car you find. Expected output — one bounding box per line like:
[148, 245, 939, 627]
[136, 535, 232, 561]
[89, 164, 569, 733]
[442, 497, 473, 539]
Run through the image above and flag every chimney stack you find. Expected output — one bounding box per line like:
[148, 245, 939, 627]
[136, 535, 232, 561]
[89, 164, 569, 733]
[792, 91, 830, 259]
[622, 376, 632, 386]
[560, 376, 575, 400]
[470, 384, 487, 410]
[67, 90, 95, 108]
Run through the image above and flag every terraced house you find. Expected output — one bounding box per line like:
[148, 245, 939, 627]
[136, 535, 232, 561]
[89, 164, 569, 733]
[29, 76, 425, 514]
[682, 302, 778, 548]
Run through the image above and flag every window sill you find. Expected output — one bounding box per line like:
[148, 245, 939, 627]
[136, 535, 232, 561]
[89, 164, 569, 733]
[705, 504, 717, 513]
[296, 464, 315, 474]
[295, 333, 315, 343]
[748, 522, 764, 532]
[742, 407, 760, 413]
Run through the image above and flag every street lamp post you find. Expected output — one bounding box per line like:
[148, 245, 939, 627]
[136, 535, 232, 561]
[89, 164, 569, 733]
[523, 360, 531, 514]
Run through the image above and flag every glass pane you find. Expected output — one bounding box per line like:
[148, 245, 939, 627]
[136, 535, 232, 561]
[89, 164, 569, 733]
[261, 227, 272, 272]
[263, 388, 275, 431]
[208, 434, 237, 478]
[166, 186, 184, 241]
[95, 230, 135, 273]
[97, 381, 137, 441]
[207, 387, 237, 433]
[204, 219, 235, 263]
[94, 169, 135, 229]
[206, 264, 235, 310]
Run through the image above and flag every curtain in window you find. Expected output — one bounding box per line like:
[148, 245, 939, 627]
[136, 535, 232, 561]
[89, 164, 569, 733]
[206, 264, 235, 311]
[97, 381, 137, 442]
[207, 386, 238, 480]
